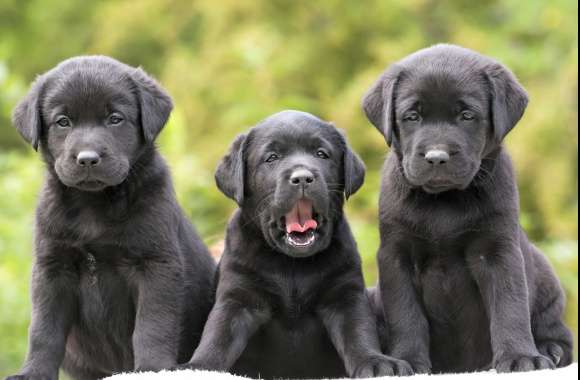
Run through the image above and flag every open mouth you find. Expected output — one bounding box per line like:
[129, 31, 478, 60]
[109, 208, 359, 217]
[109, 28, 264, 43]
[284, 199, 318, 248]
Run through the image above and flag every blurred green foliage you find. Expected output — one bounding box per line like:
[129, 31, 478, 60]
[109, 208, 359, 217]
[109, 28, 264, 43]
[0, 0, 577, 376]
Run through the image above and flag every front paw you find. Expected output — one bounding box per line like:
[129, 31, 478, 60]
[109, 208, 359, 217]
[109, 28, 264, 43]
[495, 353, 555, 372]
[353, 355, 414, 378]
[537, 342, 569, 367]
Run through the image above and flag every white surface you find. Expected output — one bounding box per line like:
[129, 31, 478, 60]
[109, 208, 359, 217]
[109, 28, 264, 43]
[105, 364, 577, 380]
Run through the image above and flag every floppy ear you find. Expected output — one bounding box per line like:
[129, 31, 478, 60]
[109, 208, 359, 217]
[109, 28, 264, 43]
[338, 129, 366, 199]
[485, 63, 528, 142]
[12, 75, 46, 151]
[131, 68, 173, 143]
[215, 133, 247, 206]
[361, 66, 401, 147]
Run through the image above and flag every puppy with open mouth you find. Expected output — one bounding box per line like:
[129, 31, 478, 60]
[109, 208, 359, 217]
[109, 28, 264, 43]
[180, 110, 412, 379]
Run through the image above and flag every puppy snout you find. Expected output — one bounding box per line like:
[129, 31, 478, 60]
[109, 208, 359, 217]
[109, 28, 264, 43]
[76, 150, 102, 167]
[425, 149, 450, 165]
[289, 168, 315, 186]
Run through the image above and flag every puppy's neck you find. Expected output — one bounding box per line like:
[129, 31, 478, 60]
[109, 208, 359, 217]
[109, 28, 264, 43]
[236, 207, 271, 241]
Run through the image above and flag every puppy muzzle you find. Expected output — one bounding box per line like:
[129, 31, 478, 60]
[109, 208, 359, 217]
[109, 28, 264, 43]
[263, 166, 332, 257]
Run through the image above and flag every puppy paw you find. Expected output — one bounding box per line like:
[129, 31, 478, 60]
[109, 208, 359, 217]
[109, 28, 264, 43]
[353, 355, 414, 378]
[495, 353, 555, 372]
[537, 342, 565, 367]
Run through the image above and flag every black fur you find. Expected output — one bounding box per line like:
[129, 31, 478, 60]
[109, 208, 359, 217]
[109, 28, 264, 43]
[363, 44, 573, 374]
[6, 56, 216, 380]
[181, 111, 413, 379]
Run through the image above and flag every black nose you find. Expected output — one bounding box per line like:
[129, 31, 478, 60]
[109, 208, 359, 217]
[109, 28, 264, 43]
[76, 151, 101, 167]
[290, 169, 315, 186]
[425, 149, 450, 165]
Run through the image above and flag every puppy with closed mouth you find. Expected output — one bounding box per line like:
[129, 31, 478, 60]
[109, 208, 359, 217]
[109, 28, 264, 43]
[363, 44, 573, 374]
[180, 110, 412, 379]
[6, 56, 216, 380]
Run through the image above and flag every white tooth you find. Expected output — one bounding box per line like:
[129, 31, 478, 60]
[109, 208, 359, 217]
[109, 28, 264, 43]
[287, 233, 316, 247]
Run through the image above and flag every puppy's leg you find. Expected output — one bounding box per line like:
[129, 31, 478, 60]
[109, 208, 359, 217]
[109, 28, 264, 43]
[466, 238, 554, 372]
[318, 288, 414, 378]
[377, 243, 432, 373]
[533, 298, 574, 368]
[366, 287, 389, 354]
[181, 298, 271, 371]
[530, 247, 573, 367]
[7, 253, 77, 380]
[132, 258, 185, 371]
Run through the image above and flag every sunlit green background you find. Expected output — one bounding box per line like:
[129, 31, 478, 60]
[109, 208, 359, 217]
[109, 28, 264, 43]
[0, 0, 577, 376]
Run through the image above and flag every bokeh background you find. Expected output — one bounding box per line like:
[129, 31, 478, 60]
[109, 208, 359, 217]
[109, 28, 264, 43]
[0, 0, 577, 376]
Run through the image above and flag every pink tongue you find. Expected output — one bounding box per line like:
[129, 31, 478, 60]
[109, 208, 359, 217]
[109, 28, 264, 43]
[285, 199, 318, 234]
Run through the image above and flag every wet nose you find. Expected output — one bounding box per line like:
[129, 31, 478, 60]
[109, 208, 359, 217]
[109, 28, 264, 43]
[76, 151, 101, 167]
[290, 169, 315, 186]
[425, 149, 450, 165]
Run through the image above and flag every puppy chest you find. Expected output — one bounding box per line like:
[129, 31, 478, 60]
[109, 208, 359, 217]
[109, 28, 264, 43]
[75, 249, 137, 334]
[419, 256, 486, 323]
[239, 316, 339, 367]
[67, 256, 136, 372]
[273, 277, 320, 320]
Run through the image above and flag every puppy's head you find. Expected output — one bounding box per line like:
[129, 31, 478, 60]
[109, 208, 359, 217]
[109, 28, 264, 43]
[13, 56, 172, 192]
[362, 44, 528, 193]
[216, 110, 365, 258]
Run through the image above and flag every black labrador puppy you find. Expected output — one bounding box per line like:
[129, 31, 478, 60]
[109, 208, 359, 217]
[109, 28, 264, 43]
[181, 111, 412, 379]
[362, 45, 573, 374]
[6, 56, 216, 380]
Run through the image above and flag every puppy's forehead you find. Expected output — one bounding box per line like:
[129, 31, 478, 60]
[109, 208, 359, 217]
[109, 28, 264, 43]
[398, 71, 487, 109]
[43, 57, 136, 114]
[251, 111, 339, 148]
[260, 110, 326, 125]
[396, 45, 491, 108]
[399, 44, 492, 75]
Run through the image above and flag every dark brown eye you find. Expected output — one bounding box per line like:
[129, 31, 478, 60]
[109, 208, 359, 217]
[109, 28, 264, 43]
[403, 111, 420, 122]
[56, 116, 71, 128]
[316, 149, 329, 159]
[108, 114, 124, 125]
[265, 153, 280, 163]
[461, 111, 475, 121]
